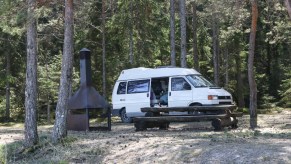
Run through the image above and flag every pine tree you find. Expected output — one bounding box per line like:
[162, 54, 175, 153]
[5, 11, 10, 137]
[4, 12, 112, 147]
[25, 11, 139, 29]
[24, 0, 38, 148]
[180, 0, 187, 68]
[52, 0, 74, 143]
[248, 0, 259, 129]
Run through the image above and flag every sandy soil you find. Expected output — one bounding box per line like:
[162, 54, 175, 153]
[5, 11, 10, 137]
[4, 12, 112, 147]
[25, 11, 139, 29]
[1, 110, 291, 164]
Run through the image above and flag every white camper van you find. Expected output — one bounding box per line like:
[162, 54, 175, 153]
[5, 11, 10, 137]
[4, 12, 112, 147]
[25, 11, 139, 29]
[112, 67, 233, 123]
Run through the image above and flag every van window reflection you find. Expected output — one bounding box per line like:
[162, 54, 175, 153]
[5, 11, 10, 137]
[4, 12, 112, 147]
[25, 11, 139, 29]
[186, 75, 216, 88]
[127, 80, 150, 94]
[171, 78, 191, 91]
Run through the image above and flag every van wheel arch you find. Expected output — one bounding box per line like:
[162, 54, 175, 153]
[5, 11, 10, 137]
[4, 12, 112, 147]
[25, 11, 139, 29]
[189, 103, 202, 106]
[120, 108, 133, 123]
[189, 103, 202, 115]
[119, 107, 126, 116]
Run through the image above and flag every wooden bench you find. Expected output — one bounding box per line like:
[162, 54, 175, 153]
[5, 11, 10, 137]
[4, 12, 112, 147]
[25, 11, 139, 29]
[133, 105, 243, 131]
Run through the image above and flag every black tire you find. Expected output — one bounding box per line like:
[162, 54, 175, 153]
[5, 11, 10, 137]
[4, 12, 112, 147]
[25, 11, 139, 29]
[121, 109, 132, 123]
[231, 118, 238, 129]
[212, 118, 222, 131]
[189, 103, 202, 115]
[231, 124, 238, 129]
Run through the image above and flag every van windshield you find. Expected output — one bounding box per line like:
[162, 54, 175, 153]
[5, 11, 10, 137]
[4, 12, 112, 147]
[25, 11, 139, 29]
[186, 75, 216, 88]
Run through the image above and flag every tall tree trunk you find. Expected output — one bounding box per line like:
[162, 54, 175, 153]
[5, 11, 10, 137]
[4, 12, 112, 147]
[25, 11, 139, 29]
[192, 2, 199, 71]
[170, 0, 176, 66]
[5, 51, 10, 121]
[248, 0, 258, 129]
[233, 0, 245, 110]
[224, 48, 229, 87]
[180, 0, 187, 68]
[235, 53, 245, 110]
[47, 97, 51, 123]
[102, 0, 106, 98]
[52, 0, 74, 143]
[212, 8, 219, 86]
[285, 0, 291, 20]
[24, 0, 38, 148]
[129, 0, 134, 65]
[45, 60, 51, 123]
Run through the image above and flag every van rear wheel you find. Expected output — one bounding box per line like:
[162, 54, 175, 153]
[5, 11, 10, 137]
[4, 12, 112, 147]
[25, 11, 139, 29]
[121, 109, 132, 123]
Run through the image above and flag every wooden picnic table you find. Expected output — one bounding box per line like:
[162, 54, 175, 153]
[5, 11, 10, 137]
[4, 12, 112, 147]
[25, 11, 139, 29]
[141, 105, 238, 113]
[133, 105, 243, 131]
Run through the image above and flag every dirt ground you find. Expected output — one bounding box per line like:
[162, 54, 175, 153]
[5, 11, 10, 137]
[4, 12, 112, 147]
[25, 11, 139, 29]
[1, 110, 291, 164]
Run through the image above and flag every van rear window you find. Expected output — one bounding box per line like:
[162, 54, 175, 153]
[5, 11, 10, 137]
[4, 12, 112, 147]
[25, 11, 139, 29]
[117, 82, 127, 94]
[127, 80, 150, 94]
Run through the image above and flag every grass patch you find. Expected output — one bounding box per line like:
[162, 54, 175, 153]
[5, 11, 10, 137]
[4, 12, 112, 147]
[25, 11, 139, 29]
[60, 136, 78, 147]
[0, 122, 23, 128]
[258, 107, 284, 114]
[0, 144, 7, 164]
[238, 108, 249, 114]
[241, 107, 286, 115]
[0, 140, 23, 163]
[1, 133, 108, 164]
[208, 128, 291, 142]
[0, 135, 79, 163]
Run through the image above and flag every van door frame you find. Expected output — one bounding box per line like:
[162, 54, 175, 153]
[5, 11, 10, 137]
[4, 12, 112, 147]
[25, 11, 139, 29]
[168, 76, 193, 107]
[125, 79, 151, 117]
[150, 77, 170, 106]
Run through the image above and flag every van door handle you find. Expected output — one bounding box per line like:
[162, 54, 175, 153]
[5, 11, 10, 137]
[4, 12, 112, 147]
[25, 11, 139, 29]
[147, 93, 149, 97]
[169, 92, 171, 96]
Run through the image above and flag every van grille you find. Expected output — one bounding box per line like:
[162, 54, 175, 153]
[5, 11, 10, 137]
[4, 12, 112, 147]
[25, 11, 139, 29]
[218, 96, 231, 100]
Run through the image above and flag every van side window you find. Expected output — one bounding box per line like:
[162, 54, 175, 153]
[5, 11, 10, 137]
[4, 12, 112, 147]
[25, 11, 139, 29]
[171, 78, 191, 91]
[127, 80, 150, 94]
[117, 82, 127, 94]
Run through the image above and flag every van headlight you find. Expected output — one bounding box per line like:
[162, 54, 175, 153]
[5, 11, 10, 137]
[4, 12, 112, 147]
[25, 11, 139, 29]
[208, 95, 218, 100]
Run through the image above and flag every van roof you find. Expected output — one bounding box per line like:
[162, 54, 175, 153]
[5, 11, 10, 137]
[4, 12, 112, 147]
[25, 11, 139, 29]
[117, 67, 201, 81]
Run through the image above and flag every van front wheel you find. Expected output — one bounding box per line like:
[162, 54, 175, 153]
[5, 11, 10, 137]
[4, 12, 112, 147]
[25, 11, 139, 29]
[121, 109, 132, 123]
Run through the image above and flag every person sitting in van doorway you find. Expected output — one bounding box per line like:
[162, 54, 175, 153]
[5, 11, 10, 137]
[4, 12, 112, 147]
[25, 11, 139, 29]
[159, 80, 168, 106]
[159, 91, 168, 106]
[150, 88, 158, 107]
